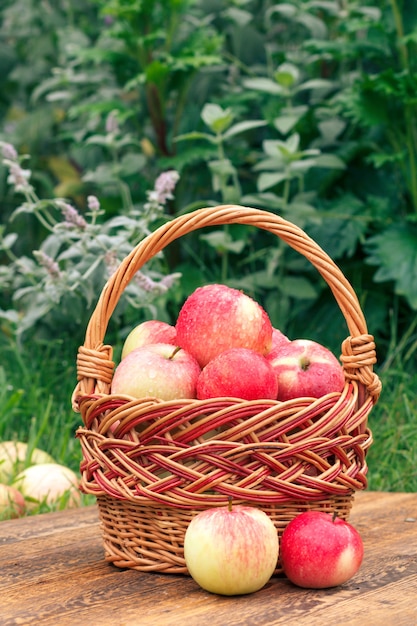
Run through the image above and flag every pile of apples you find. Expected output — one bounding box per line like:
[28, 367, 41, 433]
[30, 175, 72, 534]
[112, 283, 345, 402]
[0, 440, 81, 519]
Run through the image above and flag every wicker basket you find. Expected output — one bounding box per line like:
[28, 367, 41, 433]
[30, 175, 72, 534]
[73, 205, 381, 574]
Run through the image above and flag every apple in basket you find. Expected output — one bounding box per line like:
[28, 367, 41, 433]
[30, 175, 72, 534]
[121, 320, 177, 359]
[184, 501, 279, 595]
[196, 347, 278, 401]
[111, 343, 201, 401]
[175, 284, 273, 367]
[267, 338, 345, 401]
[280, 511, 364, 588]
[268, 327, 291, 358]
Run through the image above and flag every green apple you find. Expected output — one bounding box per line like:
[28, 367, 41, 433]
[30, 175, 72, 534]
[13, 463, 81, 511]
[184, 503, 279, 595]
[112, 343, 201, 401]
[0, 440, 55, 483]
[121, 320, 176, 359]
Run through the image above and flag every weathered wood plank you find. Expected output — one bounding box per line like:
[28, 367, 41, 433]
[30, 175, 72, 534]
[0, 492, 416, 626]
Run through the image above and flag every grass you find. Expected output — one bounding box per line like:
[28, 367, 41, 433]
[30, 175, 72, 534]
[367, 366, 417, 492]
[0, 337, 82, 472]
[0, 332, 415, 520]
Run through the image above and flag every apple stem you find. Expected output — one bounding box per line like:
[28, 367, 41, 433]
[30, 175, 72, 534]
[300, 356, 310, 371]
[228, 496, 233, 512]
[332, 510, 338, 523]
[168, 346, 182, 360]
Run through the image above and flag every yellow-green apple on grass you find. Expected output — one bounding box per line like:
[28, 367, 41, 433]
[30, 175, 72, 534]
[0, 440, 55, 483]
[267, 339, 345, 401]
[121, 320, 176, 359]
[0, 483, 26, 519]
[280, 511, 364, 588]
[14, 463, 81, 511]
[184, 502, 279, 595]
[197, 348, 278, 401]
[176, 284, 273, 367]
[111, 343, 201, 401]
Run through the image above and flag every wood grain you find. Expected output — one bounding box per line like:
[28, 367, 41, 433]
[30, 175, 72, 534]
[0, 492, 416, 626]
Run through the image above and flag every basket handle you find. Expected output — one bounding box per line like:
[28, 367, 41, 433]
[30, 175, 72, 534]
[73, 205, 381, 405]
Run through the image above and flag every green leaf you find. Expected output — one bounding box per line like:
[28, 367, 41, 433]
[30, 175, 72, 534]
[274, 63, 300, 88]
[200, 231, 246, 254]
[243, 77, 286, 95]
[311, 153, 346, 169]
[174, 131, 217, 144]
[119, 152, 147, 176]
[1, 233, 18, 250]
[308, 195, 369, 258]
[257, 172, 288, 192]
[279, 275, 319, 299]
[223, 7, 253, 26]
[283, 201, 321, 227]
[318, 118, 346, 142]
[365, 224, 417, 309]
[240, 193, 286, 211]
[295, 13, 328, 39]
[145, 60, 170, 86]
[297, 78, 334, 92]
[222, 120, 267, 141]
[265, 3, 297, 22]
[274, 110, 307, 135]
[201, 104, 234, 134]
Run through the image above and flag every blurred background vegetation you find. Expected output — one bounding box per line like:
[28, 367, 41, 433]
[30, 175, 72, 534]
[0, 0, 416, 496]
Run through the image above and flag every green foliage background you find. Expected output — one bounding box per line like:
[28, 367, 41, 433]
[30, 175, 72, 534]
[0, 0, 416, 500]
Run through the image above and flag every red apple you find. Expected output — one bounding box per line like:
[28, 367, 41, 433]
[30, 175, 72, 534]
[111, 343, 201, 401]
[121, 320, 177, 359]
[0, 483, 26, 519]
[267, 327, 291, 359]
[267, 339, 345, 401]
[197, 348, 278, 400]
[184, 502, 279, 595]
[176, 284, 273, 367]
[280, 510, 364, 588]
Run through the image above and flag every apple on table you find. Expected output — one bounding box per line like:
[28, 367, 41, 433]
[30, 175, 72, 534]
[184, 501, 279, 595]
[280, 510, 364, 588]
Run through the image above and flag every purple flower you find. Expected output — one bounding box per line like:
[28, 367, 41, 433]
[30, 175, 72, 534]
[87, 195, 100, 212]
[6, 163, 32, 192]
[56, 201, 87, 230]
[154, 170, 180, 203]
[33, 250, 61, 279]
[1, 143, 18, 160]
[144, 170, 180, 212]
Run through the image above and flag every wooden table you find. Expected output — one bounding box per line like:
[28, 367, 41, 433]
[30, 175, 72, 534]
[0, 491, 416, 626]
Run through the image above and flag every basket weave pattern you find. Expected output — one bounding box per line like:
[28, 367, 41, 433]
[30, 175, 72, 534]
[73, 205, 381, 574]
